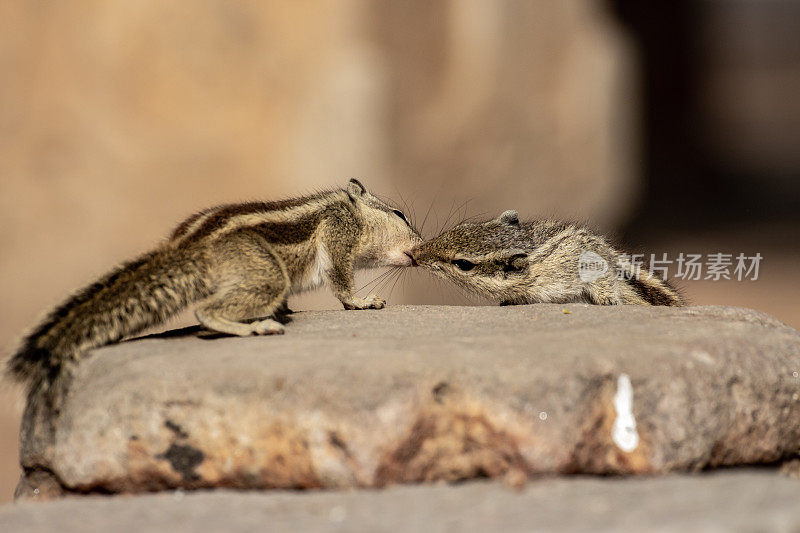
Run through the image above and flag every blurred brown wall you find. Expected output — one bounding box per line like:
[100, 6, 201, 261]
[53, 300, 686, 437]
[0, 0, 635, 501]
[613, 0, 800, 228]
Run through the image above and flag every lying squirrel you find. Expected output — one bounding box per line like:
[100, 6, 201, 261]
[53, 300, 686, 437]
[410, 210, 683, 306]
[8, 179, 421, 408]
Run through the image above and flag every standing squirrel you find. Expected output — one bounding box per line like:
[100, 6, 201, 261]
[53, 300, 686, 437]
[7, 179, 421, 407]
[410, 210, 683, 306]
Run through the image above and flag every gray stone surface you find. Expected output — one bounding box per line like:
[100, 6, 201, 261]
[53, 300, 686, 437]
[2, 470, 800, 532]
[16, 305, 800, 498]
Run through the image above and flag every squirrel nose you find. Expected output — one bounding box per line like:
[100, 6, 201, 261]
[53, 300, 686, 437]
[405, 251, 418, 267]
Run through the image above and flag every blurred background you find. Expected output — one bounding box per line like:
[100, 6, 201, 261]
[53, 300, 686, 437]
[1, 0, 799, 502]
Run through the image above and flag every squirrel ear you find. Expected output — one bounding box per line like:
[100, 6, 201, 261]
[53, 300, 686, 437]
[498, 249, 528, 273]
[347, 178, 367, 200]
[498, 210, 520, 226]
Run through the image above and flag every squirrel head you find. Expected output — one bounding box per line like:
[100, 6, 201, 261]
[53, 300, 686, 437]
[347, 179, 423, 267]
[410, 210, 530, 302]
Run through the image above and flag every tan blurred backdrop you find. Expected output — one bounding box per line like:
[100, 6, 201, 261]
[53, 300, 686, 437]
[2, 1, 799, 502]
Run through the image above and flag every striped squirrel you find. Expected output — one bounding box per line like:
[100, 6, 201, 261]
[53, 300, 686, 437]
[7, 179, 421, 407]
[410, 210, 683, 306]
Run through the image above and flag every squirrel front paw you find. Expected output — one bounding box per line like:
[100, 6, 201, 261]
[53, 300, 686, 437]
[342, 295, 386, 310]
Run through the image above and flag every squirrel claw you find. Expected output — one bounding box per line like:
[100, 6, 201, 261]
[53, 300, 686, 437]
[342, 295, 386, 310]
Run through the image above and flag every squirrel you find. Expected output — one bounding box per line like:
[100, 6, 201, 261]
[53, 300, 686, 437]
[410, 210, 684, 307]
[7, 179, 421, 408]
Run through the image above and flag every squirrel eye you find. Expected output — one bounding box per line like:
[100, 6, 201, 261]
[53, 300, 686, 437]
[392, 209, 409, 225]
[452, 259, 475, 271]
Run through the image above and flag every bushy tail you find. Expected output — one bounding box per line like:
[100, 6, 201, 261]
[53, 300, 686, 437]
[617, 259, 684, 306]
[6, 247, 212, 406]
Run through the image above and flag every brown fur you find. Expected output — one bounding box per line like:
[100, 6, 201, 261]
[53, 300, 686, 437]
[411, 210, 684, 307]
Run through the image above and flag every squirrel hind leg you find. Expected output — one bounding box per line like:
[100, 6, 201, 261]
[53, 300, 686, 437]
[195, 307, 285, 336]
[195, 269, 289, 336]
[196, 229, 290, 336]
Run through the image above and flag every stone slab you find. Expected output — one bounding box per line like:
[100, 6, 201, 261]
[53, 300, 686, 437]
[16, 304, 800, 498]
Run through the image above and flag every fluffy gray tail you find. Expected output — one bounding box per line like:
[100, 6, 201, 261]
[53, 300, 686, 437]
[6, 247, 211, 407]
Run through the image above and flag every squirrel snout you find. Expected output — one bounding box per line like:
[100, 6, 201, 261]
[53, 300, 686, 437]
[405, 251, 419, 267]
